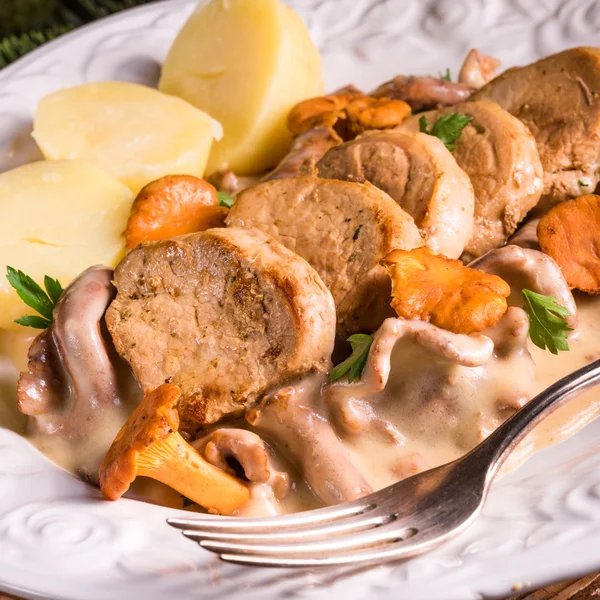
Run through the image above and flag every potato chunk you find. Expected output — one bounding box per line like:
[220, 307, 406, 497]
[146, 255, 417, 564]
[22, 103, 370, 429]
[159, 0, 323, 175]
[0, 160, 133, 330]
[33, 81, 221, 194]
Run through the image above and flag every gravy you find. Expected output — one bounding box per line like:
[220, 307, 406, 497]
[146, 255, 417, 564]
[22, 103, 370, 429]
[0, 296, 598, 516]
[333, 297, 600, 493]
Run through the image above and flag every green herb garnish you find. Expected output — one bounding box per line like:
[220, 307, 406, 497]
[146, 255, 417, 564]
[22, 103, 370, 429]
[440, 68, 451, 82]
[329, 333, 374, 383]
[217, 191, 235, 208]
[578, 180, 589, 187]
[419, 113, 473, 151]
[6, 267, 63, 329]
[522, 289, 572, 354]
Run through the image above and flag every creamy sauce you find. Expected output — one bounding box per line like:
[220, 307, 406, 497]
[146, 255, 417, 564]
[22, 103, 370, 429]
[510, 296, 600, 467]
[0, 296, 598, 516]
[328, 297, 600, 494]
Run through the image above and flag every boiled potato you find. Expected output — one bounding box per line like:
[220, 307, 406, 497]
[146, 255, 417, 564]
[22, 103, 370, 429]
[0, 160, 133, 330]
[159, 0, 323, 175]
[32, 81, 222, 194]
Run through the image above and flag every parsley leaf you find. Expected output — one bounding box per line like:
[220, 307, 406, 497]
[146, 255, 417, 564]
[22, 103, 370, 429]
[522, 289, 573, 354]
[44, 275, 64, 305]
[578, 179, 589, 187]
[6, 267, 54, 320]
[218, 191, 235, 208]
[6, 267, 63, 329]
[430, 113, 473, 151]
[419, 113, 473, 151]
[440, 68, 451, 81]
[329, 333, 374, 383]
[14, 315, 52, 329]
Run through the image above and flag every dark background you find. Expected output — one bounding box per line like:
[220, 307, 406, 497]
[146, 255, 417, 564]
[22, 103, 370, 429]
[0, 0, 157, 68]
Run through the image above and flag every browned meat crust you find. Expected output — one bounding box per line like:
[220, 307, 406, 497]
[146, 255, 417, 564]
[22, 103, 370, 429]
[227, 175, 422, 335]
[473, 47, 600, 208]
[106, 227, 336, 425]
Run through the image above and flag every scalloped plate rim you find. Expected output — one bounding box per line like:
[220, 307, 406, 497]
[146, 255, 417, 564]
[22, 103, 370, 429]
[1, 1, 600, 599]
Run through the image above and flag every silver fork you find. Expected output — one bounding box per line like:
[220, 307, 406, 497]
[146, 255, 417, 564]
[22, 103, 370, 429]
[168, 358, 600, 568]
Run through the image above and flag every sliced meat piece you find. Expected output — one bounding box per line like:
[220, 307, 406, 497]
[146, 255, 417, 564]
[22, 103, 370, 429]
[473, 47, 600, 207]
[106, 227, 336, 425]
[262, 127, 342, 181]
[226, 175, 422, 335]
[470, 244, 577, 329]
[371, 75, 474, 112]
[399, 101, 543, 261]
[246, 374, 373, 505]
[316, 130, 474, 258]
[458, 49, 501, 89]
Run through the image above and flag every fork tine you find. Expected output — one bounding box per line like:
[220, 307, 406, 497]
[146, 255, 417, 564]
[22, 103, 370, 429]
[218, 536, 430, 568]
[168, 500, 373, 533]
[197, 523, 411, 557]
[182, 512, 390, 543]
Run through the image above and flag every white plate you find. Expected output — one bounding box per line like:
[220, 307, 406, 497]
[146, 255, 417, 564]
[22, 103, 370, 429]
[1, 1, 600, 598]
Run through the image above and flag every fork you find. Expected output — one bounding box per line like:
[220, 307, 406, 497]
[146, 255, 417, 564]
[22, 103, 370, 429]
[168, 358, 600, 568]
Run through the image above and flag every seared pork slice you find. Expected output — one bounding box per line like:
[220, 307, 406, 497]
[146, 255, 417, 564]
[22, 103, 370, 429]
[106, 227, 336, 425]
[316, 131, 474, 258]
[473, 47, 600, 207]
[226, 175, 422, 335]
[399, 101, 543, 261]
[371, 75, 474, 112]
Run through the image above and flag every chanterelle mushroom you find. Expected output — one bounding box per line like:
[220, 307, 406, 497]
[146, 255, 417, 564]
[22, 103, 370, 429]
[99, 383, 250, 515]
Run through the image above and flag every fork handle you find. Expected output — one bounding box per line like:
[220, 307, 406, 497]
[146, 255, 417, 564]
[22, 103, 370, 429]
[473, 358, 600, 483]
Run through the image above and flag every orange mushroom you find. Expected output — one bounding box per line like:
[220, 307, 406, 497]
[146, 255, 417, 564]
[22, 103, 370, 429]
[537, 194, 600, 294]
[124, 175, 228, 251]
[287, 92, 411, 141]
[382, 247, 510, 334]
[99, 383, 250, 515]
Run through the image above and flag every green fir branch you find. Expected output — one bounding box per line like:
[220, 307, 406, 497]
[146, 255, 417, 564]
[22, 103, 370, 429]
[0, 1, 157, 69]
